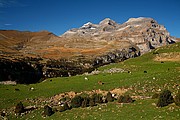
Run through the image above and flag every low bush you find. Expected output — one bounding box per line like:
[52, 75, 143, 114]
[152, 93, 159, 99]
[92, 93, 103, 104]
[81, 97, 89, 108]
[60, 97, 71, 103]
[79, 93, 89, 99]
[156, 90, 174, 107]
[43, 105, 54, 116]
[174, 92, 180, 106]
[153, 51, 159, 54]
[117, 95, 133, 103]
[106, 92, 114, 102]
[89, 98, 96, 107]
[71, 95, 83, 108]
[15, 102, 24, 114]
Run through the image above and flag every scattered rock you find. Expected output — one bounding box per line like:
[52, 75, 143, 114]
[25, 105, 37, 111]
[59, 102, 70, 112]
[29, 87, 35, 91]
[0, 111, 6, 117]
[98, 81, 104, 85]
[84, 77, 88, 80]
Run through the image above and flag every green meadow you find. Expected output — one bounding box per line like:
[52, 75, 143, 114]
[0, 42, 180, 119]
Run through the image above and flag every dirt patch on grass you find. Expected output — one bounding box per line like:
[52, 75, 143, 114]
[154, 52, 180, 62]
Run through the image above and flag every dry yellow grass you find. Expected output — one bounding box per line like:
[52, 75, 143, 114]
[154, 52, 180, 61]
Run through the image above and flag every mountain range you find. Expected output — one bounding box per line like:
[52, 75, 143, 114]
[0, 17, 179, 83]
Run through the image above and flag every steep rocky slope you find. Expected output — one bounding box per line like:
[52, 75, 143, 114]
[0, 17, 178, 83]
[62, 17, 176, 54]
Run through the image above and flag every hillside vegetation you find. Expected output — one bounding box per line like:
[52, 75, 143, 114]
[0, 42, 180, 119]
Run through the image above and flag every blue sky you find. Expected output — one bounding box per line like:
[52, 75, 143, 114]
[0, 0, 180, 37]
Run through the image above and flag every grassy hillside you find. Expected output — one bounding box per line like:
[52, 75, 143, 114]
[0, 42, 180, 119]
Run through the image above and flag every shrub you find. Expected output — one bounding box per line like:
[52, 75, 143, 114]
[117, 95, 124, 103]
[15, 102, 24, 114]
[106, 92, 113, 102]
[156, 90, 174, 107]
[81, 97, 89, 108]
[153, 51, 159, 54]
[92, 93, 103, 104]
[59, 102, 69, 112]
[174, 92, 180, 106]
[64, 102, 70, 110]
[43, 105, 54, 116]
[79, 93, 89, 99]
[117, 95, 133, 103]
[60, 97, 71, 103]
[71, 95, 83, 108]
[89, 98, 96, 107]
[152, 93, 159, 99]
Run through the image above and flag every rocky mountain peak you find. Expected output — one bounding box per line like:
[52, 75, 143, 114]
[124, 17, 160, 29]
[81, 22, 92, 28]
[80, 22, 98, 30]
[99, 18, 117, 26]
[61, 17, 176, 54]
[126, 17, 145, 22]
[125, 17, 154, 23]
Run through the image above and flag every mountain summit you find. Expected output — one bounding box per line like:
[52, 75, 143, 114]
[61, 17, 176, 53]
[99, 18, 117, 26]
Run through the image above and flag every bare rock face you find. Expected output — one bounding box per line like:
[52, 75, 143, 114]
[62, 17, 175, 54]
[0, 17, 178, 83]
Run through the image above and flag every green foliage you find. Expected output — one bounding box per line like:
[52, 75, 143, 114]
[71, 95, 83, 108]
[152, 93, 159, 99]
[43, 105, 54, 116]
[156, 90, 174, 107]
[79, 92, 89, 99]
[15, 102, 24, 114]
[174, 92, 180, 106]
[60, 97, 71, 103]
[64, 102, 70, 110]
[117, 95, 133, 103]
[89, 98, 96, 107]
[106, 92, 113, 102]
[92, 93, 103, 104]
[81, 97, 89, 108]
[152, 51, 159, 54]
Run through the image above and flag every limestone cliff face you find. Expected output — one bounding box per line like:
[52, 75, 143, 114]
[62, 17, 175, 54]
